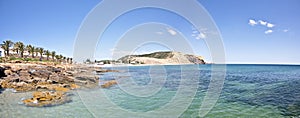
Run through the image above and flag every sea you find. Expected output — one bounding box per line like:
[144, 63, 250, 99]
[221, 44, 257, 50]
[0, 64, 299, 118]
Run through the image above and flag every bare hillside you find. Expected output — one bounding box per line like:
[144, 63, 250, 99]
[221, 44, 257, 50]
[118, 51, 205, 65]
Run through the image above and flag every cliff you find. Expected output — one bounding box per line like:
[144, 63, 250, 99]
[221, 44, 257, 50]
[118, 51, 205, 65]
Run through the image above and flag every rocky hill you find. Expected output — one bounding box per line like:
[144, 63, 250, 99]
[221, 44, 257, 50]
[118, 51, 205, 65]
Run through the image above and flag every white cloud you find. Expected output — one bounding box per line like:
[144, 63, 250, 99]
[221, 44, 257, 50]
[167, 28, 177, 36]
[191, 27, 207, 40]
[196, 33, 206, 40]
[249, 19, 276, 28]
[264, 30, 273, 34]
[249, 19, 258, 26]
[156, 32, 163, 35]
[283, 29, 289, 32]
[267, 23, 275, 28]
[258, 20, 267, 26]
[248, 18, 281, 34]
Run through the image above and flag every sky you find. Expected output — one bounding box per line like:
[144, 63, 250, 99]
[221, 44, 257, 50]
[0, 0, 299, 64]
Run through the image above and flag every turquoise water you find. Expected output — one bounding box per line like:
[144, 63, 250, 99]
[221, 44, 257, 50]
[0, 64, 300, 117]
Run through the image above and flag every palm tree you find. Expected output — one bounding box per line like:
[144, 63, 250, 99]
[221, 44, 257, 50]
[67, 57, 70, 63]
[38, 47, 44, 59]
[35, 47, 39, 57]
[63, 56, 66, 63]
[26, 45, 35, 58]
[55, 55, 61, 62]
[13, 41, 22, 56]
[1, 40, 14, 57]
[59, 55, 63, 61]
[51, 51, 56, 61]
[18, 42, 25, 58]
[44, 50, 51, 60]
[55, 54, 64, 63]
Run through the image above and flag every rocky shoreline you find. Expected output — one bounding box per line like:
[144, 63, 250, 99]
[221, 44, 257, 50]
[0, 62, 118, 107]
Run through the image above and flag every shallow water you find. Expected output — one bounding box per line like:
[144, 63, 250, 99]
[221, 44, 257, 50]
[0, 64, 300, 117]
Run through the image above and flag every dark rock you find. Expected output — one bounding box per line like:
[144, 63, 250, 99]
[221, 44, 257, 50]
[95, 69, 118, 73]
[0, 80, 3, 93]
[0, 66, 6, 78]
[185, 55, 206, 64]
[52, 68, 62, 73]
[31, 70, 51, 79]
[63, 71, 73, 76]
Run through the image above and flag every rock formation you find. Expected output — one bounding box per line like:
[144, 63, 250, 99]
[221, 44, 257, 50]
[118, 51, 205, 65]
[0, 64, 78, 92]
[0, 63, 116, 107]
[22, 91, 71, 107]
[100, 80, 117, 88]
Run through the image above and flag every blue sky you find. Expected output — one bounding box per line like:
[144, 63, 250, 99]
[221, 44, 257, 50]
[1, 0, 299, 64]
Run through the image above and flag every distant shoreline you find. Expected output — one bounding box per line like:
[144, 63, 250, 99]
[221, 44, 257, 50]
[91, 63, 300, 68]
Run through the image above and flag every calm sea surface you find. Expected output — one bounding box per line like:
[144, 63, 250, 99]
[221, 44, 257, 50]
[0, 64, 300, 117]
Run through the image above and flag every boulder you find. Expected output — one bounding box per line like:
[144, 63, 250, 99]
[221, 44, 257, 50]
[0, 80, 9, 88]
[53, 86, 69, 92]
[59, 76, 75, 83]
[70, 84, 80, 89]
[52, 68, 62, 73]
[36, 85, 49, 90]
[19, 70, 31, 77]
[36, 84, 70, 92]
[63, 71, 73, 76]
[94, 68, 119, 73]
[14, 83, 34, 92]
[22, 91, 70, 107]
[74, 79, 88, 84]
[11, 65, 22, 72]
[31, 70, 51, 79]
[4, 70, 13, 76]
[59, 84, 70, 88]
[3, 76, 19, 83]
[16, 81, 27, 87]
[101, 80, 117, 88]
[19, 76, 33, 83]
[0, 80, 2, 90]
[49, 75, 60, 83]
[0, 66, 6, 77]
[34, 77, 46, 82]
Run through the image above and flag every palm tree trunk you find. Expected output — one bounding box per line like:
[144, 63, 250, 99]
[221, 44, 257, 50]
[6, 50, 9, 57]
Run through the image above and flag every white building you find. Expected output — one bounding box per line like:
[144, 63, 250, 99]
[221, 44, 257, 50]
[0, 48, 5, 57]
[0, 48, 32, 57]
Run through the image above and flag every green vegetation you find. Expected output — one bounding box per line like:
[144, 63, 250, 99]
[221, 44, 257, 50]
[98, 60, 114, 64]
[51, 51, 56, 61]
[0, 40, 72, 64]
[44, 50, 51, 60]
[26, 45, 35, 58]
[136, 51, 174, 59]
[1, 40, 13, 56]
[38, 47, 44, 59]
